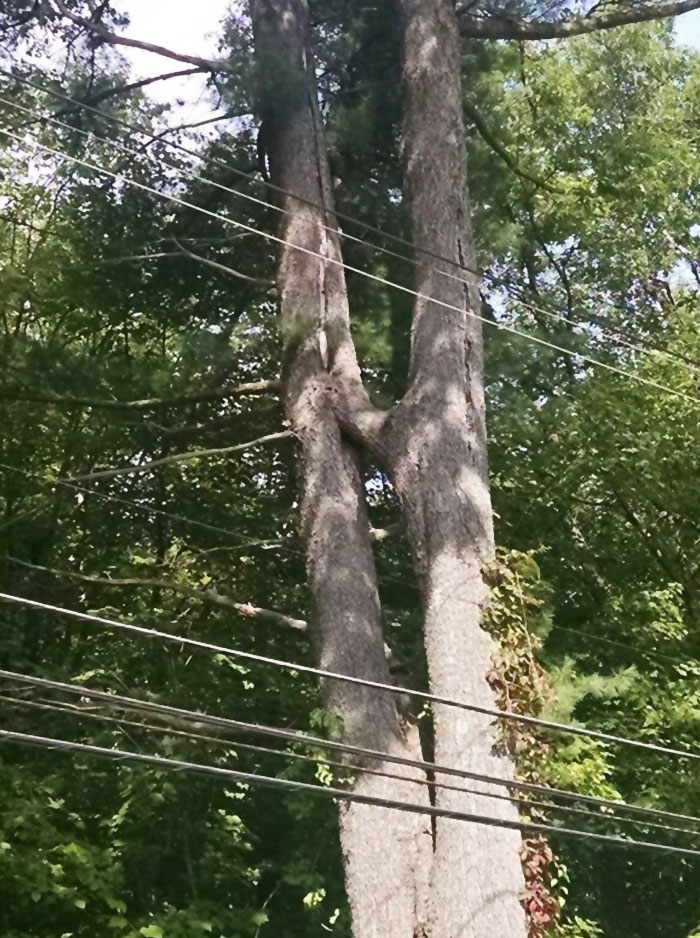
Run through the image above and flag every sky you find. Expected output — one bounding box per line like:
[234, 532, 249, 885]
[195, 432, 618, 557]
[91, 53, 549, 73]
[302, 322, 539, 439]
[112, 0, 232, 121]
[676, 7, 700, 49]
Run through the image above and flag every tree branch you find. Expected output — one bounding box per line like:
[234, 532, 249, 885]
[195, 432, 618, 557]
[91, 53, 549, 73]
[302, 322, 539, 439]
[66, 430, 294, 483]
[458, 0, 700, 40]
[9, 557, 308, 631]
[0, 0, 42, 34]
[58, 67, 206, 113]
[48, 0, 235, 72]
[172, 239, 273, 286]
[161, 408, 278, 443]
[0, 379, 280, 410]
[463, 100, 560, 192]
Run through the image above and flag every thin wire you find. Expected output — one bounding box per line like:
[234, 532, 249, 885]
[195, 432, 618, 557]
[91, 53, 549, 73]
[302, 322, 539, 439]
[0, 460, 286, 549]
[1, 127, 697, 410]
[0, 466, 690, 668]
[1, 589, 700, 769]
[550, 625, 693, 670]
[2, 666, 697, 826]
[4, 469, 694, 661]
[3, 727, 700, 857]
[4, 692, 697, 840]
[5, 68, 696, 373]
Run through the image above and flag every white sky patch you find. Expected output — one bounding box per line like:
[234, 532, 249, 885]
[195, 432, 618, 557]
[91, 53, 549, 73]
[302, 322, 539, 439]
[111, 2, 700, 116]
[112, 0, 233, 123]
[676, 8, 700, 50]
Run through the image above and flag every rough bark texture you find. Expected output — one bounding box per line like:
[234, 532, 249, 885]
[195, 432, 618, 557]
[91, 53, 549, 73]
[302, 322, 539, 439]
[386, 3, 528, 935]
[249, 4, 432, 936]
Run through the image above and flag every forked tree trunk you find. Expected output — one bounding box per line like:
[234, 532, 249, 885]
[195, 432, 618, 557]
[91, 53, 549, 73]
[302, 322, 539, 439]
[249, 1, 528, 936]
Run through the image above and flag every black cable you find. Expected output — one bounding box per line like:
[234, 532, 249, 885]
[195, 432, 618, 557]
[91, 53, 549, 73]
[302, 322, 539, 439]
[1, 666, 698, 829]
[3, 727, 700, 857]
[0, 462, 414, 593]
[1, 592, 699, 765]
[2, 125, 696, 408]
[3, 692, 697, 841]
[4, 67, 697, 373]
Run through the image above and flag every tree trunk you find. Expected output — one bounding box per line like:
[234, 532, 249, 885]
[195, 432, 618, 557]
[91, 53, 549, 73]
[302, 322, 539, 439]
[249, 0, 528, 935]
[249, 4, 432, 936]
[390, 3, 528, 935]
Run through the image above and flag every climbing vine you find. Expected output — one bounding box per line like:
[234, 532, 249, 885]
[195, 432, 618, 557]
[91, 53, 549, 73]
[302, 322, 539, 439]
[484, 549, 602, 938]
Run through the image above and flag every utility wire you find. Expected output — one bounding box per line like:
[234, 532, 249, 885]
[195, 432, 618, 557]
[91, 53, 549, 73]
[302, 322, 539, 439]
[0, 592, 699, 768]
[550, 625, 694, 670]
[2, 727, 700, 858]
[2, 667, 697, 827]
[0, 460, 285, 551]
[4, 68, 696, 374]
[3, 691, 698, 841]
[1, 126, 697, 410]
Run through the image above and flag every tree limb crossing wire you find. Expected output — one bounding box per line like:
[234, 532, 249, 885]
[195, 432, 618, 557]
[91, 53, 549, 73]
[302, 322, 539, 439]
[65, 430, 294, 483]
[4, 70, 697, 373]
[0, 124, 696, 410]
[7, 558, 308, 631]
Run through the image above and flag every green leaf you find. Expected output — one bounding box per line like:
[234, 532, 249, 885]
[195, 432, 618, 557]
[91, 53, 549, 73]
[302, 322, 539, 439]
[139, 926, 163, 938]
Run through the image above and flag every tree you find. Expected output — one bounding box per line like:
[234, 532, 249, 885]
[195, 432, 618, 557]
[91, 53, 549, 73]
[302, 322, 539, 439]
[2, 1, 700, 937]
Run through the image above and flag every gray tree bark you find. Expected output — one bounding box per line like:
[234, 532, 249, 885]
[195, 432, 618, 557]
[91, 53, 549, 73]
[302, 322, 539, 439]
[249, 1, 528, 936]
[390, 2, 528, 935]
[250, 4, 432, 936]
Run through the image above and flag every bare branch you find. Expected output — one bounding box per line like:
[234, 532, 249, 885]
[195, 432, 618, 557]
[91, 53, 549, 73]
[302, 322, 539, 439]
[66, 430, 294, 484]
[458, 0, 700, 40]
[9, 557, 308, 631]
[48, 0, 235, 73]
[0, 379, 280, 410]
[172, 239, 273, 286]
[161, 410, 277, 443]
[58, 67, 206, 113]
[463, 100, 560, 192]
[140, 109, 249, 142]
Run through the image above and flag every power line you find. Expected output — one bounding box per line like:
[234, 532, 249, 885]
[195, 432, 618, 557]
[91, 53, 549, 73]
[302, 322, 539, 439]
[0, 461, 414, 594]
[1, 126, 697, 410]
[1, 591, 698, 764]
[550, 625, 693, 670]
[2, 726, 700, 858]
[5, 68, 696, 374]
[2, 666, 696, 827]
[3, 691, 697, 841]
[0, 460, 287, 550]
